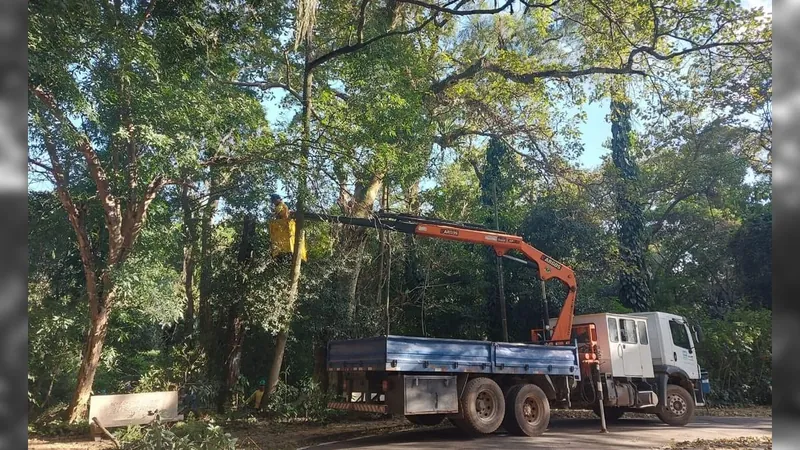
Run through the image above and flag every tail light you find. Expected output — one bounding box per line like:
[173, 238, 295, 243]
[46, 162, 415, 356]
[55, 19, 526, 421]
[381, 380, 392, 392]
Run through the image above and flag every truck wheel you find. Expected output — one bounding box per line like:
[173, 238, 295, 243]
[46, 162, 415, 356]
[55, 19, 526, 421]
[656, 384, 695, 426]
[450, 377, 505, 435]
[592, 406, 625, 421]
[503, 384, 550, 437]
[406, 414, 445, 426]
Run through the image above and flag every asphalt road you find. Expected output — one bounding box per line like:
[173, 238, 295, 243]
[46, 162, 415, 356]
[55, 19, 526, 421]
[306, 416, 772, 449]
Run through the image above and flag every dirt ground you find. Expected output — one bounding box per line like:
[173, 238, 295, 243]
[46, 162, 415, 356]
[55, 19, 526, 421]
[27, 406, 772, 450]
[667, 436, 772, 450]
[28, 437, 116, 450]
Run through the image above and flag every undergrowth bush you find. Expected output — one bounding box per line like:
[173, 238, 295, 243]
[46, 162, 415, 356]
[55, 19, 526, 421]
[668, 305, 771, 405]
[28, 419, 90, 438]
[116, 417, 236, 450]
[264, 378, 345, 421]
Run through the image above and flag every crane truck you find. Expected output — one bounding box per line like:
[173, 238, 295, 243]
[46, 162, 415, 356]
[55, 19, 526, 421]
[302, 212, 711, 437]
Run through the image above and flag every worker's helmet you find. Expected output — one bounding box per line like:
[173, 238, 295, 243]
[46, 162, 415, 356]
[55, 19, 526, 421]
[258, 379, 267, 386]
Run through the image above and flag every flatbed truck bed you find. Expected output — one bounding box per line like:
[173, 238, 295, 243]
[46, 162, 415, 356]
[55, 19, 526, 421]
[327, 335, 580, 377]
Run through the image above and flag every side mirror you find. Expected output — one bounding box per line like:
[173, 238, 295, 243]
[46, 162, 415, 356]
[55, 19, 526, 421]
[692, 325, 703, 343]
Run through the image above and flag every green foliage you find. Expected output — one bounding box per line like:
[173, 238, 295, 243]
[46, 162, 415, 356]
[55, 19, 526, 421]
[263, 378, 344, 422]
[669, 305, 771, 405]
[113, 254, 184, 325]
[117, 418, 237, 450]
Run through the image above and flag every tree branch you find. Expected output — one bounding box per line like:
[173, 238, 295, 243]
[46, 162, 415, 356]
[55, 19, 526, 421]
[357, 0, 370, 43]
[432, 36, 769, 94]
[396, 0, 558, 16]
[308, 6, 449, 71]
[431, 57, 647, 94]
[29, 82, 123, 261]
[38, 123, 99, 313]
[227, 80, 304, 103]
[28, 157, 54, 173]
[648, 191, 695, 241]
[137, 0, 157, 32]
[119, 175, 176, 261]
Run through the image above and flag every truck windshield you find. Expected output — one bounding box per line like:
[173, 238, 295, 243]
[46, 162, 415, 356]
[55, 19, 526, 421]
[669, 319, 691, 350]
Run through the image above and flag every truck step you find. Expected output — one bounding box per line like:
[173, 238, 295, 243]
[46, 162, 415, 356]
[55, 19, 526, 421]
[637, 391, 658, 408]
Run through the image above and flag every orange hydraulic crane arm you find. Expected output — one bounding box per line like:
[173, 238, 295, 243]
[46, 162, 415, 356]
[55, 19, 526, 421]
[304, 212, 578, 343]
[412, 222, 577, 342]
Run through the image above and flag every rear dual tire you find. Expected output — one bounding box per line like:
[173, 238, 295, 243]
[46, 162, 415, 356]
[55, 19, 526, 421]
[448, 378, 552, 437]
[502, 384, 550, 437]
[450, 377, 506, 435]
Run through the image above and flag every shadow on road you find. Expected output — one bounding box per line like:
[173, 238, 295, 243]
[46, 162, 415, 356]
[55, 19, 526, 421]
[307, 417, 772, 449]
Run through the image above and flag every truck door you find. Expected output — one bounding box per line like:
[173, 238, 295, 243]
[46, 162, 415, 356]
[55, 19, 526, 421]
[618, 318, 643, 376]
[666, 318, 700, 379]
[635, 319, 655, 378]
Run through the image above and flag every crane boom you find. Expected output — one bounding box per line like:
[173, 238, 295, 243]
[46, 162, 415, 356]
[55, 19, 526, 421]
[304, 211, 578, 343]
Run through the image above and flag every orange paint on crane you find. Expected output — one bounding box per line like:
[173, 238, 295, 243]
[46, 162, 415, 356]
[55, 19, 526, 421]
[411, 223, 578, 343]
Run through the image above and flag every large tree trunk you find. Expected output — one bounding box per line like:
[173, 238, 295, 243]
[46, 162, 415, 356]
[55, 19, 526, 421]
[266, 64, 313, 395]
[217, 215, 256, 412]
[312, 335, 329, 393]
[199, 172, 223, 350]
[66, 290, 113, 423]
[610, 98, 651, 311]
[267, 330, 289, 393]
[180, 184, 197, 329]
[342, 173, 384, 324]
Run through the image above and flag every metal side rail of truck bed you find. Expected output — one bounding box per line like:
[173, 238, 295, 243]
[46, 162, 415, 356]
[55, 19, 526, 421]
[327, 335, 580, 376]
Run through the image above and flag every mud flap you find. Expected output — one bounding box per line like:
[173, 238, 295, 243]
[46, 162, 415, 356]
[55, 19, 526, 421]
[656, 373, 668, 411]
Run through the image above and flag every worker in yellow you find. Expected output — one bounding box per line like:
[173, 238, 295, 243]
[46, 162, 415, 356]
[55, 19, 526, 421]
[245, 379, 268, 412]
[268, 193, 306, 262]
[270, 193, 289, 219]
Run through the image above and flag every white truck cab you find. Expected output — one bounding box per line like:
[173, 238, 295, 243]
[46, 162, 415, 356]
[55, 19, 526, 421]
[550, 310, 709, 425]
[631, 312, 700, 380]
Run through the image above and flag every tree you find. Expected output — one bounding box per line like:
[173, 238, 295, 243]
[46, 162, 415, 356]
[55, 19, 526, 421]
[479, 137, 520, 341]
[27, 0, 270, 421]
[610, 97, 650, 311]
